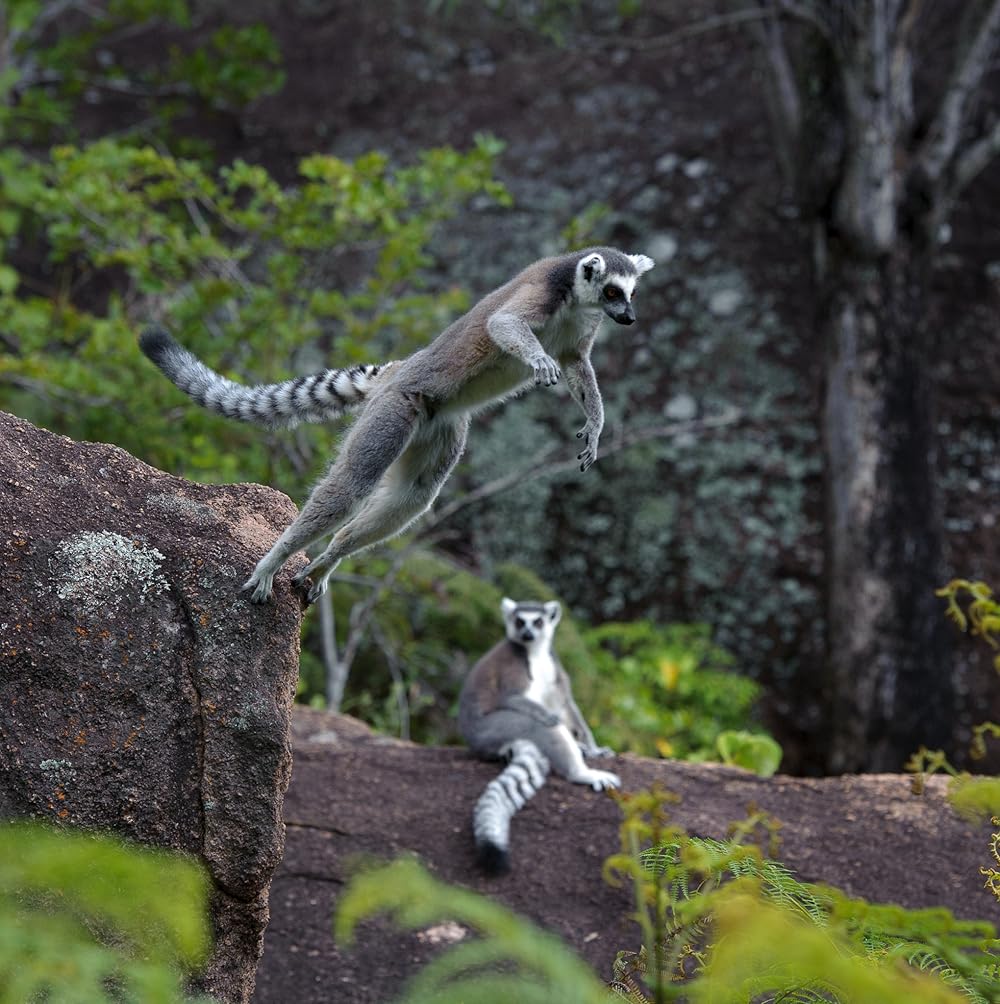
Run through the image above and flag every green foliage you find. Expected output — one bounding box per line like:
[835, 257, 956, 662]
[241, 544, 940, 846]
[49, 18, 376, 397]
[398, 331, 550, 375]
[579, 620, 771, 762]
[0, 135, 508, 492]
[0, 1, 282, 148]
[0, 821, 210, 1003]
[903, 748, 1000, 823]
[938, 580, 1000, 673]
[606, 788, 998, 1004]
[335, 856, 608, 1004]
[715, 729, 783, 777]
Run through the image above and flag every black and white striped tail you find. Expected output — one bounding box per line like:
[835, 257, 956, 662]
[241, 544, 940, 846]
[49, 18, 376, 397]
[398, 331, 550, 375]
[139, 328, 392, 428]
[472, 739, 550, 875]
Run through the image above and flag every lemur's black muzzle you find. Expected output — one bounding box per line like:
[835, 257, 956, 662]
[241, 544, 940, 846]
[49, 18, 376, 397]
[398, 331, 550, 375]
[614, 305, 636, 325]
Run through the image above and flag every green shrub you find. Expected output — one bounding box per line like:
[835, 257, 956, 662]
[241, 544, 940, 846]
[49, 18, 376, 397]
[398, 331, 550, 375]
[579, 620, 771, 763]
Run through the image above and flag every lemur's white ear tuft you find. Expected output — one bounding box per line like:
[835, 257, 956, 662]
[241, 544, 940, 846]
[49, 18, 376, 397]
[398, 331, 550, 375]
[544, 600, 562, 624]
[501, 597, 517, 618]
[580, 253, 606, 282]
[629, 254, 655, 275]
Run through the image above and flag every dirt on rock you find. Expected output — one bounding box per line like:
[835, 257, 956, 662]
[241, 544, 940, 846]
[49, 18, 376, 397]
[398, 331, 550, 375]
[255, 706, 1000, 1003]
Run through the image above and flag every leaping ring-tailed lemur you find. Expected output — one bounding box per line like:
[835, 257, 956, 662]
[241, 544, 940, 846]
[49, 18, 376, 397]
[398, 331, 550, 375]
[140, 248, 654, 604]
[458, 597, 620, 875]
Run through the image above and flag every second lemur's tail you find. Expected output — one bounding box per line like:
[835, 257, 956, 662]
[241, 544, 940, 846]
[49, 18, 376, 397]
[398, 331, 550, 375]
[472, 739, 550, 875]
[139, 328, 394, 428]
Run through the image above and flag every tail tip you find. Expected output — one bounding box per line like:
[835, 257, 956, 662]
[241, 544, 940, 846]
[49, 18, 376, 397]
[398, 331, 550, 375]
[477, 841, 511, 877]
[139, 326, 176, 363]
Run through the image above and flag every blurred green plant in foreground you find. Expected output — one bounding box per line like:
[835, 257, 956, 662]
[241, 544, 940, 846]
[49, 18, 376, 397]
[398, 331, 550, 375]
[0, 822, 210, 1004]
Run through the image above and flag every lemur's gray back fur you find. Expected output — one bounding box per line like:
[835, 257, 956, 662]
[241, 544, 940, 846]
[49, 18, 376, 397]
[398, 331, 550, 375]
[140, 328, 393, 429]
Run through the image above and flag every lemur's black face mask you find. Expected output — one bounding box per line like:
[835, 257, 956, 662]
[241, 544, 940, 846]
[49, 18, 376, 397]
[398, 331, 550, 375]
[601, 284, 636, 325]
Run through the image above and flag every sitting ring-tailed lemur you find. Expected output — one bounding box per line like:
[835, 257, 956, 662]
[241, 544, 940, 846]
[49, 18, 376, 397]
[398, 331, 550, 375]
[140, 248, 653, 604]
[458, 597, 620, 874]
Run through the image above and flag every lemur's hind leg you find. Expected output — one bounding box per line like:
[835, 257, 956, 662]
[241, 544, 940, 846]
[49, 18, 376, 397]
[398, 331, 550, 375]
[294, 415, 470, 603]
[242, 389, 426, 603]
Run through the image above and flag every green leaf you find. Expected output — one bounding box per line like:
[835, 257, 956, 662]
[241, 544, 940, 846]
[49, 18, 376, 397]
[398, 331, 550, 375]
[716, 730, 783, 777]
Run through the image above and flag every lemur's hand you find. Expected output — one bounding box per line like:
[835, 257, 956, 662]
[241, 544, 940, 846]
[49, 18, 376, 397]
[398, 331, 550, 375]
[582, 743, 615, 759]
[529, 352, 561, 387]
[576, 421, 601, 472]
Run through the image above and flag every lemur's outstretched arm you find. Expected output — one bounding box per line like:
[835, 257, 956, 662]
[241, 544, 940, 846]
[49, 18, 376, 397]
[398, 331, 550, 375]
[486, 309, 561, 387]
[563, 341, 604, 472]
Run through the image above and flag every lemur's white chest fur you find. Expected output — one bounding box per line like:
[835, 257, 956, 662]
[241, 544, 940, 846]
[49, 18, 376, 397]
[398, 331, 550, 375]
[523, 646, 559, 706]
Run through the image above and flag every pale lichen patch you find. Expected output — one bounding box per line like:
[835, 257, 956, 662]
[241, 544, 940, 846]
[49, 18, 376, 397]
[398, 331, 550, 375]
[48, 530, 170, 617]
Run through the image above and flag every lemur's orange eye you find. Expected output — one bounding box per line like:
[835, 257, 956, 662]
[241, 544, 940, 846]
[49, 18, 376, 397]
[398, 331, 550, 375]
[604, 285, 622, 300]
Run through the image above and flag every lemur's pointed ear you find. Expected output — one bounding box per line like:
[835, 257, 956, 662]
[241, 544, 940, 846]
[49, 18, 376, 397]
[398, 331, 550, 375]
[501, 597, 517, 618]
[580, 253, 606, 282]
[629, 254, 655, 275]
[544, 601, 562, 624]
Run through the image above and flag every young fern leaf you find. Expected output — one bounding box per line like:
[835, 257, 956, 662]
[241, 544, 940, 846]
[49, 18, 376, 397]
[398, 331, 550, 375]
[334, 857, 607, 1004]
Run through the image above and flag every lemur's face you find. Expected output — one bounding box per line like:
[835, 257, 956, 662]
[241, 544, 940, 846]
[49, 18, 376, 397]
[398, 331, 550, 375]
[500, 597, 561, 649]
[576, 251, 655, 326]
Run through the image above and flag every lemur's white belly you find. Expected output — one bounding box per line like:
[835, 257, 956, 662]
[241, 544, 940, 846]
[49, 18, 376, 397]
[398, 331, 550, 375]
[524, 649, 559, 707]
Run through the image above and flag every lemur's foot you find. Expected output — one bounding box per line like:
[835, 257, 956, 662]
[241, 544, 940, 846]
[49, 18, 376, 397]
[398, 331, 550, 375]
[241, 575, 274, 605]
[575, 423, 600, 472]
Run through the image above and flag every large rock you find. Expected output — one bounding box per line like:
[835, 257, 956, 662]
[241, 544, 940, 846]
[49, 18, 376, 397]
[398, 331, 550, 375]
[256, 707, 1000, 1003]
[0, 410, 305, 1003]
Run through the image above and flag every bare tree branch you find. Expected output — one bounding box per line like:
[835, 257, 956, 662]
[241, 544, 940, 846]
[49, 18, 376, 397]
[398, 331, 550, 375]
[325, 542, 416, 711]
[317, 590, 340, 709]
[749, 1, 805, 182]
[371, 619, 410, 741]
[424, 407, 745, 530]
[918, 0, 1000, 185]
[953, 116, 1000, 194]
[600, 3, 830, 54]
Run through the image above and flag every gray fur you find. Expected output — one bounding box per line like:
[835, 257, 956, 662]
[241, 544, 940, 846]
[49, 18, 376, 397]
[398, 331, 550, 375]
[459, 597, 619, 874]
[140, 247, 654, 603]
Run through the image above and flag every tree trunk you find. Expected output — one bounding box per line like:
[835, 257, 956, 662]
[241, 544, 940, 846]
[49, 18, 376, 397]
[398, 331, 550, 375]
[821, 243, 953, 772]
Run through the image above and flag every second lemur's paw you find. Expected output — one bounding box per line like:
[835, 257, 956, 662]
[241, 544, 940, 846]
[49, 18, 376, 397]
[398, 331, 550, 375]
[529, 353, 561, 387]
[305, 578, 329, 605]
[585, 769, 621, 791]
[584, 744, 615, 759]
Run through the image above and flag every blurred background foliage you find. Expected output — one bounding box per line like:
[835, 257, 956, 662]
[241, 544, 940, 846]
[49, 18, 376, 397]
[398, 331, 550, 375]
[0, 0, 775, 769]
[8, 0, 999, 776]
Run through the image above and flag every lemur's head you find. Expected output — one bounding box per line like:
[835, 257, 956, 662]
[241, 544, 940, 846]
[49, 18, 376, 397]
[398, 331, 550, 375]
[573, 248, 655, 325]
[500, 597, 561, 650]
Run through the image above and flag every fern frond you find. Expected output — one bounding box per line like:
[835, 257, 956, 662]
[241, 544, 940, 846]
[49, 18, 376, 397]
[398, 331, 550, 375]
[895, 945, 990, 1004]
